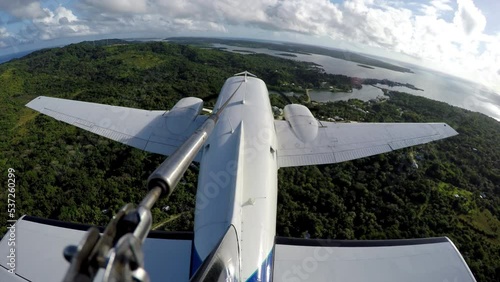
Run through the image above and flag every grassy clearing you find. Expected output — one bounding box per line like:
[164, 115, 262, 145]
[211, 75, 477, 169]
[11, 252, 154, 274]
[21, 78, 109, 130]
[435, 181, 475, 213]
[460, 209, 500, 244]
[13, 108, 39, 137]
[436, 181, 473, 198]
[0, 68, 24, 95]
[16, 108, 38, 128]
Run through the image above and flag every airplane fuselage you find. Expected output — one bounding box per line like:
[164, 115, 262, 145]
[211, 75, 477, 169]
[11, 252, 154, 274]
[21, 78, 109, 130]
[192, 76, 278, 281]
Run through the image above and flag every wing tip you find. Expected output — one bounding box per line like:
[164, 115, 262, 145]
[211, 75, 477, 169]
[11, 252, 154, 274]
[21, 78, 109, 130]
[25, 96, 46, 111]
[441, 123, 459, 137]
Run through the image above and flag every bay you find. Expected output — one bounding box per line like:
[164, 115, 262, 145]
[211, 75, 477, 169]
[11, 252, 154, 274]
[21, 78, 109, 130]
[213, 43, 500, 121]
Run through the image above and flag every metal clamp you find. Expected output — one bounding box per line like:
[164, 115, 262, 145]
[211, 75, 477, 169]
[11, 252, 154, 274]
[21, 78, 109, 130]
[62, 188, 161, 282]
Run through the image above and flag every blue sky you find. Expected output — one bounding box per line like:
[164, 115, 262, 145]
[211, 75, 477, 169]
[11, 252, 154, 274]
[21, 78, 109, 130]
[0, 0, 499, 94]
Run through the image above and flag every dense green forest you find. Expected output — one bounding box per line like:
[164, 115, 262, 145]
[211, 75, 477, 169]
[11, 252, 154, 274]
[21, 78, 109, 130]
[0, 40, 499, 281]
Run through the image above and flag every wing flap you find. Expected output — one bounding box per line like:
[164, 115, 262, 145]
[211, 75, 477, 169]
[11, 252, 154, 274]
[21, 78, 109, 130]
[275, 121, 458, 167]
[274, 237, 476, 282]
[0, 216, 193, 282]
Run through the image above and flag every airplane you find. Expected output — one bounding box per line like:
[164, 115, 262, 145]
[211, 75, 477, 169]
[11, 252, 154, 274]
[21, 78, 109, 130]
[0, 71, 476, 281]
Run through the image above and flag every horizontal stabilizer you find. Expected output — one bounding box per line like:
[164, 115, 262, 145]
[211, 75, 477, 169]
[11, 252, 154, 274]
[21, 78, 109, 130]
[26, 96, 207, 160]
[275, 121, 458, 167]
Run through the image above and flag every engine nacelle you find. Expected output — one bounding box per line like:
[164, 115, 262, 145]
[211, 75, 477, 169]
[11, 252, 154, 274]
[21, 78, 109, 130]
[166, 97, 204, 134]
[283, 104, 318, 142]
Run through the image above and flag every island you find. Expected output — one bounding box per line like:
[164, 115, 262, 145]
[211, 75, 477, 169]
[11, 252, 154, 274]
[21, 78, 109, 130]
[277, 53, 298, 57]
[358, 64, 375, 69]
[232, 49, 256, 53]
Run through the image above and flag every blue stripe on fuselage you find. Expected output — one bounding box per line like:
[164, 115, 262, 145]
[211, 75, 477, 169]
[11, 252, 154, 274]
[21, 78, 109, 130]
[246, 249, 274, 282]
[190, 245, 203, 277]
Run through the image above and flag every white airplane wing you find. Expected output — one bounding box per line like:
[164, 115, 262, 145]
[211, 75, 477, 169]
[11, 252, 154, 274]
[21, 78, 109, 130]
[0, 216, 193, 282]
[273, 237, 476, 282]
[26, 96, 208, 161]
[275, 121, 458, 168]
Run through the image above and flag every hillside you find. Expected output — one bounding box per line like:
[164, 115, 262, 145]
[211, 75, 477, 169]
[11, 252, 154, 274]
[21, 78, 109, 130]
[0, 40, 499, 281]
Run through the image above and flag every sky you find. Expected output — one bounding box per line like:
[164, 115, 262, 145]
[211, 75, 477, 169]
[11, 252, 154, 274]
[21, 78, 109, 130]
[0, 0, 499, 94]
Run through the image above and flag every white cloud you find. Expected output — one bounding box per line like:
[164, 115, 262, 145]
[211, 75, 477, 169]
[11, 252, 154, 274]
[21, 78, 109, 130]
[0, 0, 47, 19]
[80, 0, 344, 35]
[0, 28, 8, 48]
[0, 27, 10, 38]
[32, 6, 94, 40]
[265, 0, 343, 34]
[0, 25, 18, 49]
[419, 0, 453, 17]
[453, 0, 486, 36]
[432, 0, 453, 11]
[84, 0, 149, 14]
